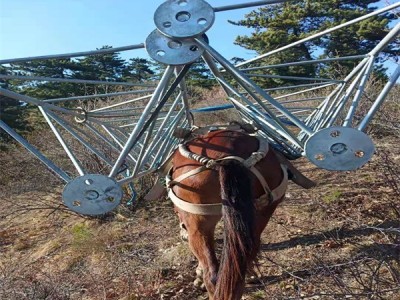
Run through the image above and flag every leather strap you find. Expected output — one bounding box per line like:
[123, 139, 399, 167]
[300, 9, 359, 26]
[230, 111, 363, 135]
[254, 165, 288, 209]
[166, 135, 288, 215]
[166, 164, 288, 215]
[167, 188, 223, 215]
[166, 165, 209, 188]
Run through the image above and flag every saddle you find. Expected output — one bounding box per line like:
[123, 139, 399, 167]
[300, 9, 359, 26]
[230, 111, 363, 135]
[165, 134, 288, 215]
[144, 124, 316, 203]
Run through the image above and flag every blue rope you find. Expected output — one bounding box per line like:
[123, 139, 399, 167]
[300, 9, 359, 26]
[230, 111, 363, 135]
[124, 169, 137, 206]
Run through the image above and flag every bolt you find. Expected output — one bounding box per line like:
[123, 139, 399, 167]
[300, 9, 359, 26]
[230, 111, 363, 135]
[85, 190, 99, 200]
[330, 130, 341, 138]
[331, 143, 347, 155]
[355, 150, 365, 158]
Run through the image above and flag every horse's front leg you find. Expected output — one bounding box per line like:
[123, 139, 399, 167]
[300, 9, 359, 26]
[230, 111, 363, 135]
[179, 210, 220, 299]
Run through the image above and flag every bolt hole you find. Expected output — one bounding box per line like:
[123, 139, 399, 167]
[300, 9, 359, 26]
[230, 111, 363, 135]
[315, 154, 325, 161]
[163, 21, 172, 28]
[156, 50, 166, 57]
[189, 45, 198, 52]
[355, 150, 365, 158]
[178, 0, 187, 6]
[330, 130, 341, 138]
[198, 18, 207, 25]
[107, 197, 115, 203]
[167, 40, 182, 49]
[73, 201, 81, 207]
[85, 179, 93, 185]
[176, 11, 191, 22]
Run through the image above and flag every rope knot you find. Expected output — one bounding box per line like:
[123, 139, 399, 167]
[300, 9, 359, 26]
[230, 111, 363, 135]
[205, 159, 218, 169]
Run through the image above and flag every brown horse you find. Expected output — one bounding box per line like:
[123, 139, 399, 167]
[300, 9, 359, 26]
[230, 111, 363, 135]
[164, 127, 315, 300]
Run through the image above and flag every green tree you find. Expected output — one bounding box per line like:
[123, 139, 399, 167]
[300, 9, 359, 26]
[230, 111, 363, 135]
[0, 66, 31, 143]
[74, 47, 125, 81]
[73, 46, 126, 96]
[1, 47, 155, 144]
[186, 59, 215, 89]
[149, 58, 215, 90]
[7, 47, 155, 100]
[123, 58, 155, 82]
[230, 0, 397, 86]
[9, 58, 81, 100]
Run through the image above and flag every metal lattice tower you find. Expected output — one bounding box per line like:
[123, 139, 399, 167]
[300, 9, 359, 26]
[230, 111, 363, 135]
[1, 0, 399, 215]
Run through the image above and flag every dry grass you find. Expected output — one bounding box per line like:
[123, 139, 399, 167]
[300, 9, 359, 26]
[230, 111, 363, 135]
[1, 134, 399, 299]
[0, 81, 399, 299]
[249, 140, 400, 299]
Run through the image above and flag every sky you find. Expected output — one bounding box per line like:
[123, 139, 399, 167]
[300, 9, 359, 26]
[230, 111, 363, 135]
[0, 0, 398, 76]
[0, 0, 258, 61]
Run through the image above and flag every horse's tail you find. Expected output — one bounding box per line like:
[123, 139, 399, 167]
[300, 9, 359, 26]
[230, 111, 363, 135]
[215, 160, 255, 299]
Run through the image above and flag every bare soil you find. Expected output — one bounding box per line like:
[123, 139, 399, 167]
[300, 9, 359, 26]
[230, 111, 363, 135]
[0, 134, 399, 300]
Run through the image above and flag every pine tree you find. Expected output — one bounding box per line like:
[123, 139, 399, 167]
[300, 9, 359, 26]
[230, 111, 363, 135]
[0, 66, 31, 143]
[123, 58, 155, 82]
[73, 46, 126, 91]
[9, 58, 81, 100]
[1, 47, 156, 144]
[230, 0, 397, 86]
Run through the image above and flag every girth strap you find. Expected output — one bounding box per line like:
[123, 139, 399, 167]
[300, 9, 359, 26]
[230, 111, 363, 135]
[166, 184, 223, 216]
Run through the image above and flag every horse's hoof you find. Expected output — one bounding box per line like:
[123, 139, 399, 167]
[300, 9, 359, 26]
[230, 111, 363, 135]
[180, 228, 188, 241]
[196, 266, 203, 278]
[193, 278, 206, 290]
[246, 275, 261, 284]
[193, 278, 203, 288]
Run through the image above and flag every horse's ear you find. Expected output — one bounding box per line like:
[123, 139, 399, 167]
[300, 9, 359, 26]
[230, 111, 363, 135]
[273, 149, 317, 189]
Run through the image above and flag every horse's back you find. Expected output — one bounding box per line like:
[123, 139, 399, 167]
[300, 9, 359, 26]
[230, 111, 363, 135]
[171, 129, 283, 204]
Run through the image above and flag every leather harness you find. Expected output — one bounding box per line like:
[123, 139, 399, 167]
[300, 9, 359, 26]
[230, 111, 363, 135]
[166, 135, 288, 215]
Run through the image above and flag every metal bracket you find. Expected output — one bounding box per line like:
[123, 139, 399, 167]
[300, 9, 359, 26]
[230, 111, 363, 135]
[305, 127, 375, 171]
[62, 174, 123, 215]
[154, 0, 215, 38]
[145, 29, 204, 65]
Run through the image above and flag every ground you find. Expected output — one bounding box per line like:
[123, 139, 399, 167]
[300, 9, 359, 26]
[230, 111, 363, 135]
[0, 132, 399, 300]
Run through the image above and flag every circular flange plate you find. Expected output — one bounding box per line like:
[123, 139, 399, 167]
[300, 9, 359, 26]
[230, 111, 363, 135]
[62, 174, 122, 215]
[305, 127, 375, 171]
[145, 29, 204, 65]
[154, 0, 215, 38]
